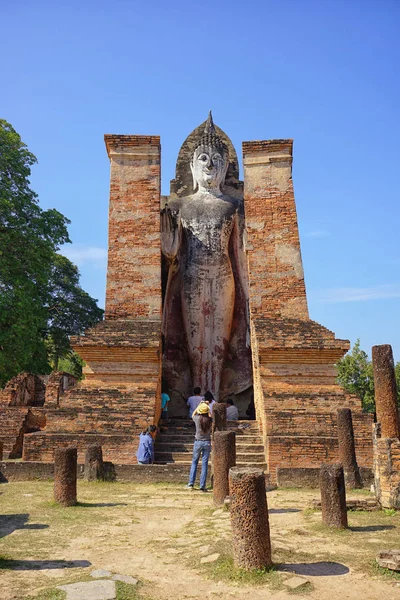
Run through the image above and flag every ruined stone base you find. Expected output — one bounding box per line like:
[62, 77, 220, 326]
[23, 432, 136, 464]
[22, 319, 162, 465]
[251, 318, 373, 482]
[0, 407, 46, 459]
[0, 460, 208, 484]
[373, 423, 400, 509]
[277, 466, 374, 489]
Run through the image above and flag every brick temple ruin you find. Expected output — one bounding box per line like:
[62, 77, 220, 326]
[1, 115, 374, 481]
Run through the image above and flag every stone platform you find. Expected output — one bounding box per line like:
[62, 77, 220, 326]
[251, 318, 374, 480]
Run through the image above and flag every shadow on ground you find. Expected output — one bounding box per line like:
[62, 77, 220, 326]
[279, 562, 350, 576]
[350, 525, 395, 532]
[0, 559, 91, 570]
[269, 508, 301, 514]
[0, 514, 49, 538]
[76, 502, 128, 508]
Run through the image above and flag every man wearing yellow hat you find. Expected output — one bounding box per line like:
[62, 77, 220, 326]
[187, 401, 213, 491]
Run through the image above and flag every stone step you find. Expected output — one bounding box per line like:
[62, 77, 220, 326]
[160, 419, 259, 429]
[154, 460, 269, 470]
[154, 451, 266, 463]
[156, 433, 262, 443]
[154, 442, 265, 453]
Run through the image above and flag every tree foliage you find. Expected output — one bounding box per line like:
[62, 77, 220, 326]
[46, 254, 103, 369]
[0, 119, 103, 386]
[337, 339, 400, 412]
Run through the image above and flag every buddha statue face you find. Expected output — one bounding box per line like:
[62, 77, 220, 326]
[190, 145, 228, 192]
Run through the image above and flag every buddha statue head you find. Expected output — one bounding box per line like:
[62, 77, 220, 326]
[190, 112, 229, 193]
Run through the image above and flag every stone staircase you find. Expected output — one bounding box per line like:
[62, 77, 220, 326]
[154, 418, 267, 470]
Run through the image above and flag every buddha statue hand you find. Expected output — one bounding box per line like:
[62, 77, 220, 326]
[161, 204, 181, 261]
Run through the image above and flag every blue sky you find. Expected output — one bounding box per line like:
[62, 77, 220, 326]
[2, 0, 399, 360]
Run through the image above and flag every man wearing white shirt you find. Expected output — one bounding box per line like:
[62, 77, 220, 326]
[187, 387, 203, 417]
[226, 399, 239, 421]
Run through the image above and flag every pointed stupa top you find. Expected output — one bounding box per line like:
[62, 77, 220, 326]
[204, 110, 215, 134]
[197, 111, 228, 156]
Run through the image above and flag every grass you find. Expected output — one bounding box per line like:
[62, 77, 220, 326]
[205, 553, 281, 587]
[25, 590, 66, 600]
[1, 481, 399, 599]
[24, 581, 155, 600]
[373, 563, 400, 581]
[286, 581, 314, 595]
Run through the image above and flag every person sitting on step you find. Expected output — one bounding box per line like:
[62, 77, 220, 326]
[226, 398, 239, 421]
[136, 425, 157, 465]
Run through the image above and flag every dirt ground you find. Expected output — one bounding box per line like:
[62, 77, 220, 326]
[0, 479, 399, 599]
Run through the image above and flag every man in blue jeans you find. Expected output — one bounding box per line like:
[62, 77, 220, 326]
[187, 401, 212, 491]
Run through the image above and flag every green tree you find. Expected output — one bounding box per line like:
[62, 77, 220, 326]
[337, 339, 400, 412]
[46, 254, 103, 370]
[57, 351, 85, 379]
[0, 119, 103, 386]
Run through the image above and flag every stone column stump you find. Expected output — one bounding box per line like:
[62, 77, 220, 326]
[337, 408, 362, 489]
[84, 445, 104, 481]
[320, 464, 348, 529]
[372, 344, 400, 439]
[229, 467, 272, 570]
[212, 403, 227, 437]
[54, 447, 77, 506]
[213, 431, 236, 506]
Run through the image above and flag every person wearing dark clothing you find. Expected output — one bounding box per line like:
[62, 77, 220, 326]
[136, 425, 157, 464]
[203, 390, 216, 415]
[246, 396, 256, 420]
[187, 402, 212, 491]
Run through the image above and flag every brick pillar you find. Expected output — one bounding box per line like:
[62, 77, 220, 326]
[372, 345, 400, 439]
[320, 464, 348, 528]
[212, 403, 227, 438]
[337, 408, 362, 489]
[84, 445, 104, 481]
[104, 135, 162, 320]
[213, 431, 236, 506]
[243, 139, 308, 321]
[54, 447, 77, 506]
[229, 467, 272, 570]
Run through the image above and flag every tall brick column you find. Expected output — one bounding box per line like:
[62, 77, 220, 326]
[372, 345, 400, 439]
[54, 447, 77, 506]
[320, 464, 348, 529]
[104, 135, 162, 320]
[371, 345, 400, 509]
[212, 403, 227, 438]
[243, 139, 308, 321]
[84, 445, 104, 481]
[337, 408, 362, 489]
[213, 431, 236, 506]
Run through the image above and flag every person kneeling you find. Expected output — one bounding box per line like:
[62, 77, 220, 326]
[136, 425, 157, 465]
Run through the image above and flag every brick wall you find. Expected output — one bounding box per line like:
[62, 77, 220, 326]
[0, 373, 45, 407]
[243, 139, 373, 480]
[45, 371, 77, 408]
[243, 139, 308, 320]
[24, 134, 164, 466]
[373, 423, 400, 508]
[104, 135, 162, 320]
